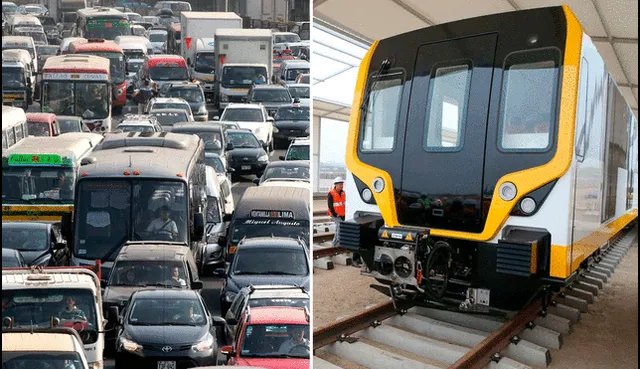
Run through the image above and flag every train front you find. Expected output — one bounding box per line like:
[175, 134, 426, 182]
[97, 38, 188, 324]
[340, 6, 584, 311]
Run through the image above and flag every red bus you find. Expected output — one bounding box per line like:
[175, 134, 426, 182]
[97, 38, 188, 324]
[68, 38, 126, 114]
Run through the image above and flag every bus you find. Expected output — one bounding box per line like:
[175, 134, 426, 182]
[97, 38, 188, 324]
[66, 132, 207, 282]
[40, 54, 112, 132]
[2, 132, 104, 221]
[2, 106, 27, 151]
[68, 38, 127, 114]
[74, 7, 130, 41]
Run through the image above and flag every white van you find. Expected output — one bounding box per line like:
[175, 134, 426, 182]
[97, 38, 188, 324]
[203, 165, 231, 270]
[2, 35, 37, 71]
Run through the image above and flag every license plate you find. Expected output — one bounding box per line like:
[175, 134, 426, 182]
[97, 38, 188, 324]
[241, 165, 251, 170]
[157, 362, 176, 369]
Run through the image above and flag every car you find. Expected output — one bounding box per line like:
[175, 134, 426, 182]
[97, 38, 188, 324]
[117, 114, 164, 132]
[277, 59, 310, 86]
[58, 36, 86, 55]
[272, 31, 301, 46]
[124, 12, 142, 22]
[224, 129, 269, 178]
[280, 138, 310, 161]
[246, 83, 295, 117]
[220, 306, 310, 368]
[205, 151, 234, 183]
[272, 104, 310, 145]
[202, 166, 230, 272]
[216, 237, 310, 315]
[114, 289, 223, 368]
[141, 15, 159, 24]
[130, 24, 146, 37]
[145, 97, 193, 119]
[35, 15, 58, 43]
[171, 122, 232, 161]
[147, 28, 167, 54]
[34, 44, 58, 73]
[252, 161, 310, 188]
[1, 222, 68, 266]
[223, 285, 309, 343]
[161, 81, 208, 121]
[103, 242, 204, 348]
[16, 4, 46, 16]
[286, 84, 309, 106]
[294, 73, 309, 84]
[216, 104, 274, 152]
[204, 154, 234, 214]
[219, 121, 241, 130]
[2, 248, 26, 268]
[148, 108, 192, 130]
[57, 115, 85, 133]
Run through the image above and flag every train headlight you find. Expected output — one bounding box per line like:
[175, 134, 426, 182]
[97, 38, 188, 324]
[499, 182, 517, 201]
[520, 197, 536, 214]
[372, 177, 385, 193]
[361, 188, 373, 202]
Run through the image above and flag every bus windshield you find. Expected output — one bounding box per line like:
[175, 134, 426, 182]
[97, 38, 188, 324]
[221, 66, 268, 88]
[2, 288, 99, 344]
[80, 51, 125, 83]
[42, 82, 110, 120]
[85, 18, 130, 40]
[2, 68, 26, 89]
[63, 12, 77, 23]
[231, 219, 309, 244]
[149, 66, 188, 81]
[74, 179, 188, 260]
[2, 167, 76, 204]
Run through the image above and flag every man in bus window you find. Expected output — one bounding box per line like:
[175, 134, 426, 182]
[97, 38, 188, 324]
[146, 205, 178, 240]
[58, 171, 73, 199]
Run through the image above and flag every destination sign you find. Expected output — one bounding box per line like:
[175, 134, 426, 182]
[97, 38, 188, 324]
[42, 73, 108, 81]
[7, 154, 72, 166]
[87, 19, 130, 28]
[250, 210, 294, 219]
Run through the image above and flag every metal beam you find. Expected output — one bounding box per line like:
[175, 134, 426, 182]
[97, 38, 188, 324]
[313, 0, 329, 7]
[313, 17, 373, 48]
[503, 0, 520, 10]
[390, 0, 435, 26]
[312, 38, 367, 61]
[591, 36, 638, 44]
[312, 65, 354, 84]
[313, 50, 361, 68]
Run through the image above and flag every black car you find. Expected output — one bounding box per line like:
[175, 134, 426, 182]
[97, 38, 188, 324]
[114, 289, 224, 368]
[171, 123, 233, 161]
[224, 129, 269, 178]
[2, 248, 26, 268]
[161, 82, 208, 121]
[272, 105, 310, 145]
[253, 160, 309, 185]
[215, 237, 310, 315]
[36, 15, 59, 44]
[246, 84, 294, 117]
[103, 242, 204, 348]
[57, 115, 85, 133]
[1, 222, 68, 266]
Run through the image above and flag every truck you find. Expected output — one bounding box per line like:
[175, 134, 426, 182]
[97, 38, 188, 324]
[180, 12, 242, 78]
[2, 267, 106, 369]
[43, 0, 87, 27]
[245, 0, 289, 23]
[214, 28, 272, 110]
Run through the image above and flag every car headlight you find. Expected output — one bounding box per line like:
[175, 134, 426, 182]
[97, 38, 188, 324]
[192, 334, 214, 352]
[121, 337, 142, 352]
[32, 253, 51, 266]
[257, 154, 268, 162]
[224, 291, 236, 302]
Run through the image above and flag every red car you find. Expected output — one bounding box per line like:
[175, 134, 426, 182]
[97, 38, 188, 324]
[221, 306, 310, 369]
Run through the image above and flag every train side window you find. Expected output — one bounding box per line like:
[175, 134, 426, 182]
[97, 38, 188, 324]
[360, 72, 403, 152]
[498, 48, 561, 152]
[424, 63, 471, 151]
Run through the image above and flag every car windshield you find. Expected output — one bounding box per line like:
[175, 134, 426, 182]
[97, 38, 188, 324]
[79, 51, 125, 83]
[2, 352, 85, 368]
[3, 4, 17, 13]
[128, 298, 206, 325]
[221, 66, 267, 88]
[205, 156, 225, 173]
[233, 247, 308, 275]
[194, 52, 215, 74]
[26, 122, 51, 136]
[149, 32, 166, 42]
[249, 298, 309, 309]
[221, 109, 263, 122]
[240, 323, 310, 358]
[151, 102, 190, 114]
[167, 87, 204, 104]
[286, 68, 308, 81]
[263, 165, 309, 182]
[119, 124, 155, 132]
[274, 34, 301, 44]
[285, 145, 309, 160]
[2, 68, 25, 89]
[288, 86, 309, 99]
[276, 106, 309, 121]
[127, 13, 142, 22]
[38, 17, 55, 25]
[85, 18, 130, 40]
[2, 227, 48, 251]
[2, 166, 76, 204]
[126, 59, 144, 74]
[251, 89, 291, 103]
[231, 220, 309, 246]
[42, 82, 110, 120]
[109, 260, 188, 288]
[180, 131, 222, 152]
[2, 288, 99, 344]
[36, 45, 58, 55]
[58, 118, 82, 133]
[149, 65, 188, 81]
[227, 131, 260, 148]
[74, 180, 188, 260]
[123, 50, 146, 60]
[16, 31, 46, 44]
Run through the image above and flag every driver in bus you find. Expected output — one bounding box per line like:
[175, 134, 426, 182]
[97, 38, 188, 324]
[58, 296, 87, 322]
[81, 84, 107, 118]
[57, 171, 73, 200]
[146, 205, 178, 240]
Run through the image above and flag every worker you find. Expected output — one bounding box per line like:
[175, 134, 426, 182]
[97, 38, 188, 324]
[133, 79, 155, 115]
[327, 177, 346, 247]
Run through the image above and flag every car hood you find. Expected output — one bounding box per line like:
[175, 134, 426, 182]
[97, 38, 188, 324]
[227, 275, 310, 293]
[125, 323, 209, 345]
[18, 249, 49, 265]
[273, 120, 309, 130]
[236, 357, 309, 369]
[228, 148, 265, 159]
[103, 286, 146, 305]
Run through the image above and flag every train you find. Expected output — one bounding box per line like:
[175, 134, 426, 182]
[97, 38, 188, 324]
[339, 5, 638, 312]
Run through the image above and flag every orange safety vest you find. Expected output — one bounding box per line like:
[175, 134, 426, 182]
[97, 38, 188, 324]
[327, 189, 346, 217]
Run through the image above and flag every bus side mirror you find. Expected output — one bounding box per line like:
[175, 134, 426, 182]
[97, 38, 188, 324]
[108, 306, 119, 322]
[192, 213, 205, 241]
[191, 281, 204, 290]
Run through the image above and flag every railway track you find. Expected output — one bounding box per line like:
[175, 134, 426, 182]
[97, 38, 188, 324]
[313, 225, 637, 369]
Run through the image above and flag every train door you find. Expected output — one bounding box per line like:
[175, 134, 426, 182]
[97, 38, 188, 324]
[399, 34, 498, 233]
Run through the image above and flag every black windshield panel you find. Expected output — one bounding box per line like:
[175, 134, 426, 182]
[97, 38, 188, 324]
[276, 107, 309, 121]
[221, 109, 263, 122]
[227, 132, 260, 148]
[128, 298, 206, 325]
[109, 260, 188, 288]
[233, 247, 308, 275]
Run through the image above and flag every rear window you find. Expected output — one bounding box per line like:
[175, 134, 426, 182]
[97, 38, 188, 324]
[498, 48, 561, 152]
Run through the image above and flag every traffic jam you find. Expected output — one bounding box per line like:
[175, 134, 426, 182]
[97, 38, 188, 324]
[2, 1, 311, 368]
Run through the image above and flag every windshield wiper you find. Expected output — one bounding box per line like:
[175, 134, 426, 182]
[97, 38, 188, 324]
[250, 271, 300, 276]
[112, 283, 143, 287]
[144, 283, 183, 288]
[272, 353, 309, 358]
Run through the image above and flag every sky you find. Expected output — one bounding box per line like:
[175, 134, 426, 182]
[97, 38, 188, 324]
[319, 118, 349, 166]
